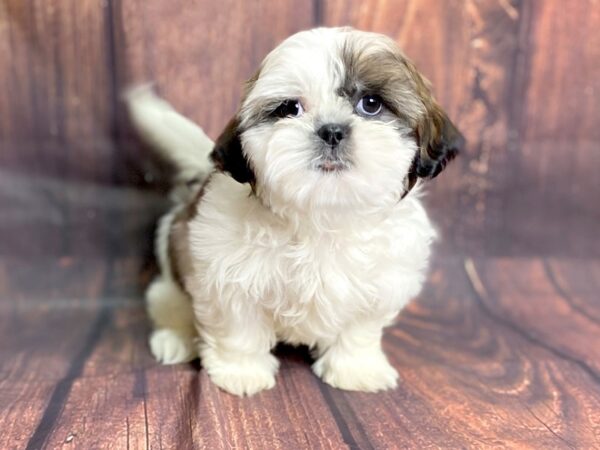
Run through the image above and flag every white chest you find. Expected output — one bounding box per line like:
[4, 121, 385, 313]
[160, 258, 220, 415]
[187, 179, 435, 346]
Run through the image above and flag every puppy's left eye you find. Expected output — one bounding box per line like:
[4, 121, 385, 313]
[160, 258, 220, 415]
[356, 95, 383, 116]
[272, 100, 304, 118]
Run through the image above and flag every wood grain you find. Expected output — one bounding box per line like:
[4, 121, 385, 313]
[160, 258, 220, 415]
[0, 379, 58, 449]
[0, 0, 118, 258]
[0, 0, 115, 182]
[0, 169, 167, 257]
[545, 258, 600, 323]
[472, 258, 600, 377]
[1, 257, 600, 448]
[489, 0, 600, 257]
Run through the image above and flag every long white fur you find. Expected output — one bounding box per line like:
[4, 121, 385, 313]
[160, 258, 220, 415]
[132, 28, 439, 396]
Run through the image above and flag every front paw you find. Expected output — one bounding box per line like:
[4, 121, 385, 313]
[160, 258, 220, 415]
[201, 348, 280, 396]
[313, 350, 398, 392]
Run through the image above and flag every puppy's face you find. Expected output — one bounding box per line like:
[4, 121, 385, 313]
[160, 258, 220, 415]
[211, 28, 464, 212]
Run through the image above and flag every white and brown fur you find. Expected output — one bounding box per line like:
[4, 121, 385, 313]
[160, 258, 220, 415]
[126, 27, 463, 396]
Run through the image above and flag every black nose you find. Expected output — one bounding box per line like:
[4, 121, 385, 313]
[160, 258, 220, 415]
[317, 123, 349, 147]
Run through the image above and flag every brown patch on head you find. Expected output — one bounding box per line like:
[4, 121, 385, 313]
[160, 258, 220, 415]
[341, 31, 464, 186]
[341, 34, 426, 126]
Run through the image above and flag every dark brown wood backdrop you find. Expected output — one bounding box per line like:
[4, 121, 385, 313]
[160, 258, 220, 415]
[1, 1, 600, 449]
[1, 0, 598, 259]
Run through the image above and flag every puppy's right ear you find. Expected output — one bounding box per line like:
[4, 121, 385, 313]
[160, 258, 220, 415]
[210, 117, 255, 184]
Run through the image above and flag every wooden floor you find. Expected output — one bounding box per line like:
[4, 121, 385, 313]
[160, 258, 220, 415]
[2, 256, 599, 449]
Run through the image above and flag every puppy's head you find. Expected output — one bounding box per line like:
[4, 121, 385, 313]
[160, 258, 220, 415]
[211, 28, 464, 212]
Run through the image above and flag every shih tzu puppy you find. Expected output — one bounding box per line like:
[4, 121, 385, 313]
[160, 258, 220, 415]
[127, 27, 463, 396]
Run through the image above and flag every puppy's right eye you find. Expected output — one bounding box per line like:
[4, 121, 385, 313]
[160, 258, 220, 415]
[272, 100, 304, 118]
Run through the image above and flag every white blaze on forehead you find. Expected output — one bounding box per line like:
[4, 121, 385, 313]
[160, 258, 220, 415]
[241, 28, 349, 124]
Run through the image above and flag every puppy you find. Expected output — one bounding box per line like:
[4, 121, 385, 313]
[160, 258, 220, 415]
[127, 27, 463, 397]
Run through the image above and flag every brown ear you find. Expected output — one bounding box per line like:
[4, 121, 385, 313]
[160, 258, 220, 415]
[399, 59, 464, 189]
[414, 104, 464, 179]
[405, 104, 464, 194]
[210, 117, 255, 185]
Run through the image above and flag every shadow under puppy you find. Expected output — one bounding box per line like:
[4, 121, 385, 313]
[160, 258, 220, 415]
[126, 27, 463, 397]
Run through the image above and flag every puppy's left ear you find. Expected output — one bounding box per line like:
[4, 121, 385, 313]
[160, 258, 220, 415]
[210, 117, 256, 185]
[413, 102, 465, 180]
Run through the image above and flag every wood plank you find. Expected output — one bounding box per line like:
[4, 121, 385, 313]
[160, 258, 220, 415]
[470, 258, 600, 375]
[23, 360, 348, 449]
[0, 0, 122, 258]
[26, 372, 150, 449]
[462, 258, 600, 447]
[0, 169, 167, 257]
[544, 258, 600, 323]
[0, 258, 111, 449]
[0, 257, 156, 449]
[0, 0, 115, 182]
[0, 379, 58, 450]
[143, 356, 347, 449]
[2, 257, 600, 447]
[489, 0, 600, 257]
[0, 258, 109, 384]
[0, 257, 159, 381]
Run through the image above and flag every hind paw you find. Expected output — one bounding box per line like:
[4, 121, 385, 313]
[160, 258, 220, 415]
[149, 328, 196, 364]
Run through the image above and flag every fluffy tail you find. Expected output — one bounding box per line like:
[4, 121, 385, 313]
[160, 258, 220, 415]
[124, 85, 214, 184]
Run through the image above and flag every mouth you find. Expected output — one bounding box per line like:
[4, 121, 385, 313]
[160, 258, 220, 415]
[316, 158, 348, 173]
